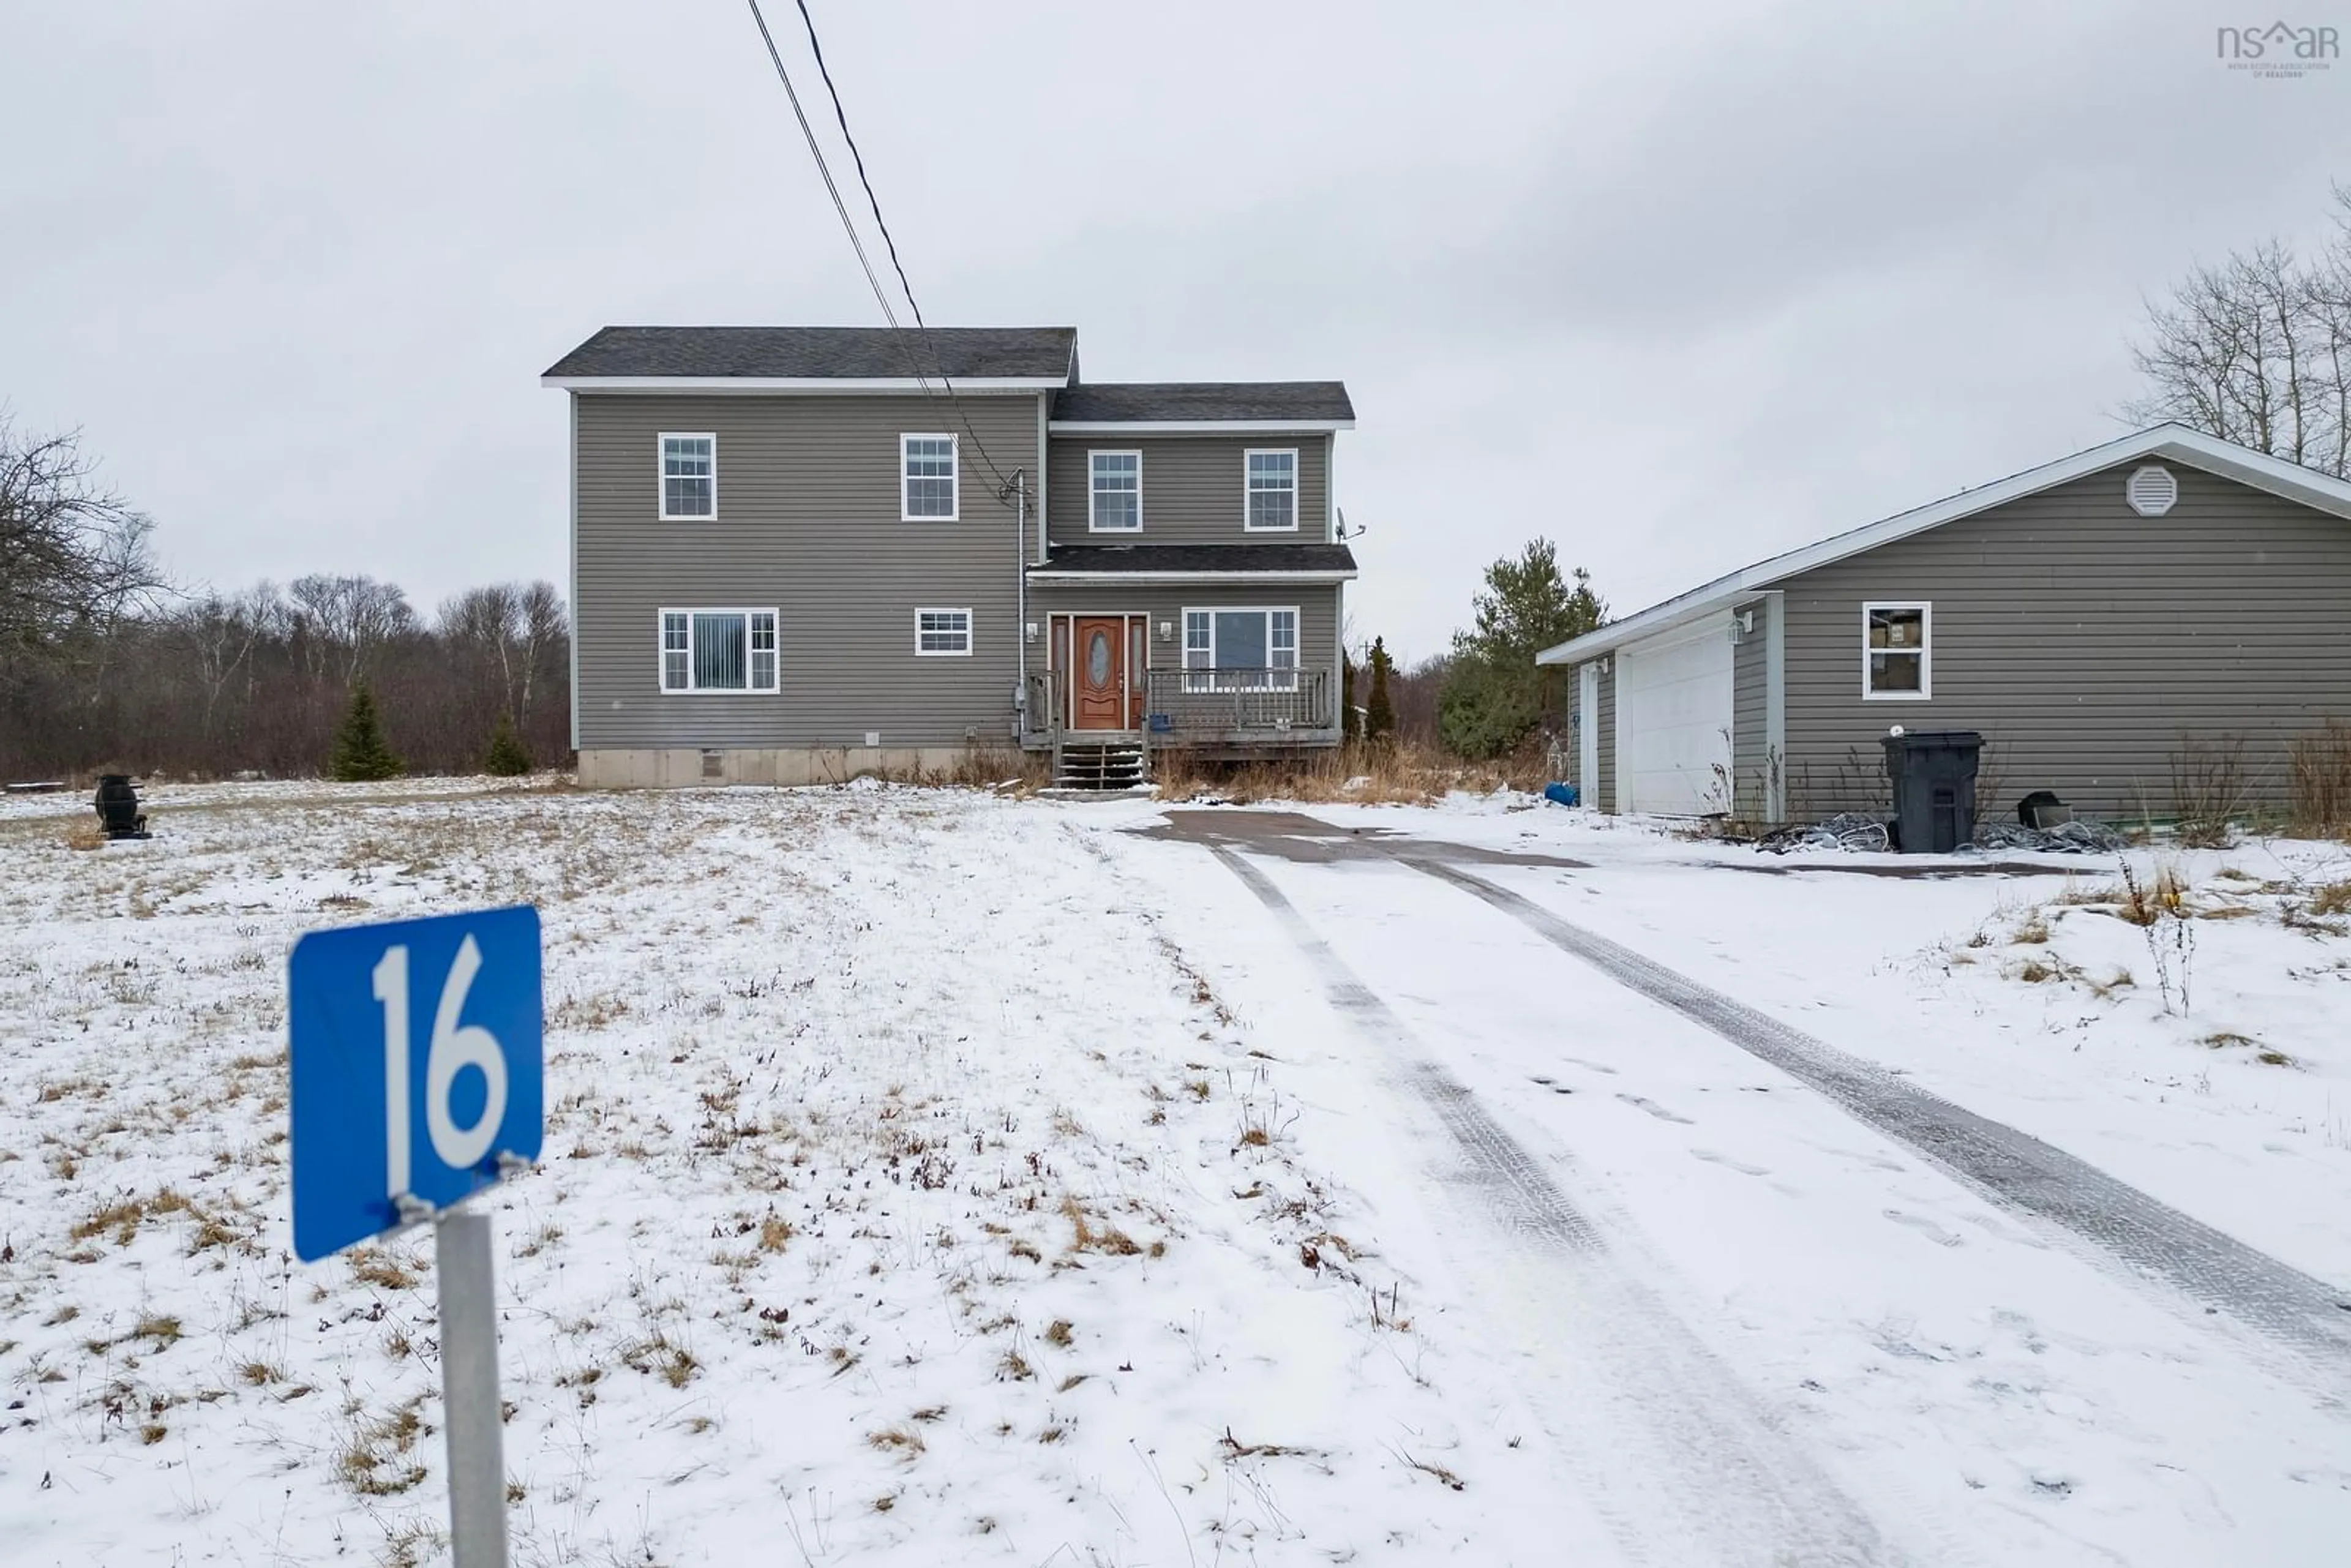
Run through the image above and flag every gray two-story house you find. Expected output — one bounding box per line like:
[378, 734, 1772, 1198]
[542, 326, 1356, 787]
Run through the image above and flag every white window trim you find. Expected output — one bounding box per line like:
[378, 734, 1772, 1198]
[1242, 448, 1300, 533]
[1087, 449, 1143, 533]
[901, 432, 960, 522]
[658, 432, 718, 522]
[1181, 604, 1301, 692]
[913, 607, 975, 658]
[1250, 446, 1307, 533]
[1861, 601, 1932, 702]
[657, 607, 779, 695]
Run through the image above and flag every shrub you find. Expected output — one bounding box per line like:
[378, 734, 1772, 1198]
[2167, 734, 2247, 847]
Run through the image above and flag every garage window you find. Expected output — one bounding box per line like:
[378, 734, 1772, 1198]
[1863, 602, 1930, 699]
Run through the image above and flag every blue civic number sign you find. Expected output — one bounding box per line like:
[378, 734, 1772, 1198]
[290, 906, 543, 1262]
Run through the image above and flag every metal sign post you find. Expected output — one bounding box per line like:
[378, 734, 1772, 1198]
[290, 906, 542, 1568]
[436, 1206, 509, 1567]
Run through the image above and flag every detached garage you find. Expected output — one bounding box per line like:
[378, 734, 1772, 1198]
[1613, 615, 1734, 815]
[1541, 423, 2351, 826]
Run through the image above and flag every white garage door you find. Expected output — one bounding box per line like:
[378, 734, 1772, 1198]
[1616, 616, 1733, 816]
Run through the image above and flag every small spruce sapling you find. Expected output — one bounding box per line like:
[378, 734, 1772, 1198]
[328, 681, 403, 782]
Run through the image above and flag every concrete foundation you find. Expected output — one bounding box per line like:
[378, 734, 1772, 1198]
[577, 746, 1010, 789]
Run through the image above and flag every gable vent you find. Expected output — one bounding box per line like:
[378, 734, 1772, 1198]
[2126, 464, 2178, 517]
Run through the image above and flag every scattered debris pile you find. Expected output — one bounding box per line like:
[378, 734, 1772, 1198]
[1758, 812, 2126, 856]
[1758, 813, 1891, 854]
[1967, 819, 2125, 853]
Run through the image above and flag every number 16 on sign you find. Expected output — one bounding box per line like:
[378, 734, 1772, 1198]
[291, 905, 543, 1568]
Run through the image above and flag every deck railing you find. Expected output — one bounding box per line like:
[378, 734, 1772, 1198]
[1145, 667, 1332, 735]
[1021, 667, 1335, 742]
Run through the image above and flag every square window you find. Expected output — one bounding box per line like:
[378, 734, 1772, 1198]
[661, 434, 716, 520]
[915, 607, 973, 656]
[1089, 451, 1141, 531]
[902, 434, 959, 520]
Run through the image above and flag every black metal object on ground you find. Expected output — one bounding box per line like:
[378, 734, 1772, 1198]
[93, 775, 150, 841]
[1881, 730, 1981, 853]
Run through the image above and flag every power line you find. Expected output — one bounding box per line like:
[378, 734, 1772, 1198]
[749, 0, 1019, 500]
[741, 0, 929, 394]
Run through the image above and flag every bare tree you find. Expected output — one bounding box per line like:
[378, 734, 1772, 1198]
[289, 574, 418, 688]
[0, 413, 165, 660]
[2124, 189, 2351, 478]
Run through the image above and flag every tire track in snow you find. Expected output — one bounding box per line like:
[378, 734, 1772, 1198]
[1401, 856, 2351, 1364]
[1204, 844, 1893, 1568]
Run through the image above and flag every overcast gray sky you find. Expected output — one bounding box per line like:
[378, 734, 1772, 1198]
[4, 1, 2344, 661]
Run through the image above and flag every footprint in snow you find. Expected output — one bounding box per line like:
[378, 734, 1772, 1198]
[1615, 1093, 1695, 1125]
[1560, 1056, 1619, 1076]
[1883, 1208, 1965, 1247]
[1529, 1076, 1577, 1096]
[1690, 1148, 1770, 1176]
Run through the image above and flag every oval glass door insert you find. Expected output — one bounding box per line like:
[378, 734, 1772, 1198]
[1086, 629, 1112, 687]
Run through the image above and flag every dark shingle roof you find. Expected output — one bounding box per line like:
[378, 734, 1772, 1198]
[1051, 382, 1354, 424]
[1035, 544, 1357, 576]
[544, 326, 1078, 381]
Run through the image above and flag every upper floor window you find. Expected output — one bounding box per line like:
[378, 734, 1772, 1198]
[1245, 449, 1297, 531]
[1089, 451, 1141, 532]
[660, 433, 716, 520]
[660, 608, 778, 693]
[902, 433, 959, 521]
[1863, 602, 1930, 699]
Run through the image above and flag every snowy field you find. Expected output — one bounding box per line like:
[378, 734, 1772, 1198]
[2, 779, 2348, 1566]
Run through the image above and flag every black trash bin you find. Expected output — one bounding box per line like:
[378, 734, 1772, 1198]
[1880, 730, 1981, 853]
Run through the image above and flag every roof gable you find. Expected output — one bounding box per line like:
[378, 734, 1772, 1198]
[1537, 425, 2351, 665]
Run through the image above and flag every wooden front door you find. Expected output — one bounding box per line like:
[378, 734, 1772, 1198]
[1071, 616, 1128, 730]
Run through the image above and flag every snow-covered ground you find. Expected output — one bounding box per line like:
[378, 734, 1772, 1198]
[2, 779, 2347, 1566]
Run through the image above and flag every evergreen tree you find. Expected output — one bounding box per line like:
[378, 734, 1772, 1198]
[1438, 539, 1605, 759]
[1365, 637, 1397, 742]
[328, 680, 403, 781]
[1339, 647, 1362, 743]
[484, 711, 532, 776]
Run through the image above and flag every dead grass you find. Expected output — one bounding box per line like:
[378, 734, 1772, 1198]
[339, 1399, 429, 1496]
[63, 819, 107, 852]
[348, 1246, 420, 1291]
[1060, 1195, 1141, 1256]
[2289, 721, 2351, 836]
[2309, 880, 2351, 918]
[69, 1188, 197, 1249]
[1043, 1318, 1074, 1348]
[868, 1426, 926, 1460]
[1153, 738, 1551, 806]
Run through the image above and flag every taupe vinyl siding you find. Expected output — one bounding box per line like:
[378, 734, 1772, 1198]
[574, 393, 1041, 749]
[1777, 460, 2351, 820]
[1026, 583, 1341, 724]
[1046, 435, 1329, 545]
[1731, 597, 1772, 818]
[1595, 663, 1616, 811]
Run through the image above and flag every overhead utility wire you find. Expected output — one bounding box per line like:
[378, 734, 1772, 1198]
[754, 0, 1019, 499]
[743, 0, 931, 396]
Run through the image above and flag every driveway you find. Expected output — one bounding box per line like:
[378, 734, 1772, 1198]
[1120, 806, 2351, 1568]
